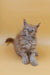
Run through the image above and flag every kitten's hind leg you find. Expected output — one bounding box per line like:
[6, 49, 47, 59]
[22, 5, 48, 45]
[35, 52, 39, 56]
[21, 53, 29, 65]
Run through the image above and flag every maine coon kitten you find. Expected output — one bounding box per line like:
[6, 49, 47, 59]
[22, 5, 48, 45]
[5, 19, 40, 66]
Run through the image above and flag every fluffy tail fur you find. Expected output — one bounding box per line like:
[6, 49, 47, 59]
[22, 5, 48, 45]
[5, 38, 14, 44]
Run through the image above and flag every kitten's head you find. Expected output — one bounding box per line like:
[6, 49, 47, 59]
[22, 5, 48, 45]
[21, 19, 40, 38]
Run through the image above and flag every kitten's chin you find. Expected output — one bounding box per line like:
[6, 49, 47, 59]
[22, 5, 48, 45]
[26, 34, 36, 38]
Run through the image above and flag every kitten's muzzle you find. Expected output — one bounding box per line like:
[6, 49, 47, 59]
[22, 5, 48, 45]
[28, 31, 32, 35]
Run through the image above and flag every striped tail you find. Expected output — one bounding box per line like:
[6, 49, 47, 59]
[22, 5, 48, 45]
[5, 38, 14, 45]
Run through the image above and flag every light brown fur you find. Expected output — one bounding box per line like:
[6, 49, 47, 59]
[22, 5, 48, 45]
[5, 19, 40, 66]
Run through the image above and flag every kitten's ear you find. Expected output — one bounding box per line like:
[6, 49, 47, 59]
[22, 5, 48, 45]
[24, 19, 27, 25]
[36, 23, 40, 28]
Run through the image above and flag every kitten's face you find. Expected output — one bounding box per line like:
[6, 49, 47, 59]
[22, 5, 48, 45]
[22, 20, 40, 37]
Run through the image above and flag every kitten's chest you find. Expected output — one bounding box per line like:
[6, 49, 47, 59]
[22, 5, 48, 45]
[20, 37, 31, 44]
[20, 37, 36, 49]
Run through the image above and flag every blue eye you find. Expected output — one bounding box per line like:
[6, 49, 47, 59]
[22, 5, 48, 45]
[32, 30, 34, 32]
[26, 28, 29, 31]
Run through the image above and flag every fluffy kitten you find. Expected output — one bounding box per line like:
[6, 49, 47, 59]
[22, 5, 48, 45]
[5, 19, 40, 66]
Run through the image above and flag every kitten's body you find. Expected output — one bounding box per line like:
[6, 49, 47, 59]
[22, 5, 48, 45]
[5, 20, 40, 66]
[14, 33, 36, 56]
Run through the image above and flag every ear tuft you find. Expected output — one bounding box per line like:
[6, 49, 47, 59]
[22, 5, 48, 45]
[24, 19, 27, 25]
[36, 23, 40, 28]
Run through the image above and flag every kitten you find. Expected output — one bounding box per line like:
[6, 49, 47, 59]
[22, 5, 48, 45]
[5, 19, 40, 66]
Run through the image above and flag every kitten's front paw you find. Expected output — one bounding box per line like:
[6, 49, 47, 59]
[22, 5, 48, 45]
[35, 52, 39, 56]
[30, 59, 38, 66]
[30, 54, 38, 66]
[22, 57, 29, 65]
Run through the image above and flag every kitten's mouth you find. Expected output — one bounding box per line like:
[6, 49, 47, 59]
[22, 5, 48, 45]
[28, 32, 31, 35]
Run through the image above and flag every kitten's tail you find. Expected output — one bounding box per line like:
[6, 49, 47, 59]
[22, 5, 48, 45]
[5, 38, 14, 45]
